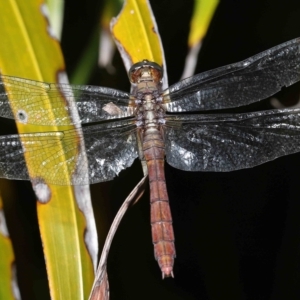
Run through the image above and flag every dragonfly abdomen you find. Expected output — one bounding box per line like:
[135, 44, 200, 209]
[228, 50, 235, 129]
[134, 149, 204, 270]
[143, 128, 176, 278]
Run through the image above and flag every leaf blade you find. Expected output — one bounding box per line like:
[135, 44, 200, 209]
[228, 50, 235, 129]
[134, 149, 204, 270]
[0, 1, 97, 299]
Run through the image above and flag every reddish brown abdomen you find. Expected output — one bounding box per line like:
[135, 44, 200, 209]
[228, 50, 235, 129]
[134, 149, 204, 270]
[143, 128, 176, 277]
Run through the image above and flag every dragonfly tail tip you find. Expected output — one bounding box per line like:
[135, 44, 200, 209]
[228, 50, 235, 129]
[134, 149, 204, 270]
[161, 269, 174, 279]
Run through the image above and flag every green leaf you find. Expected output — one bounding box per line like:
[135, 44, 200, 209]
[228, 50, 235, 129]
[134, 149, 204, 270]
[188, 0, 219, 47]
[0, 1, 97, 299]
[111, 0, 166, 71]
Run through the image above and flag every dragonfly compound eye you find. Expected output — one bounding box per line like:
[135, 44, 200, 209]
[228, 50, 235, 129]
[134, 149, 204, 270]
[129, 60, 163, 84]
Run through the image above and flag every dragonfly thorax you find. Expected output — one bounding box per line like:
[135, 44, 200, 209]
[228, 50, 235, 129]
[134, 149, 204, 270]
[135, 92, 165, 129]
[131, 61, 166, 129]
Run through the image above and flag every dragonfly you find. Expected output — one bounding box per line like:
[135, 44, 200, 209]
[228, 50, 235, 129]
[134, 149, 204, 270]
[0, 38, 300, 278]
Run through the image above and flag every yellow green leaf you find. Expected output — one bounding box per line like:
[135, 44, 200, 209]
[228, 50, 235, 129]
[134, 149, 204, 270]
[188, 0, 219, 47]
[44, 0, 64, 40]
[111, 0, 165, 72]
[0, 1, 96, 299]
[181, 0, 219, 78]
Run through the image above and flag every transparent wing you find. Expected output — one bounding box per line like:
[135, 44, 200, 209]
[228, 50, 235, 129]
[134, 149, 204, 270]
[163, 38, 300, 112]
[0, 75, 133, 125]
[0, 119, 138, 185]
[165, 108, 300, 172]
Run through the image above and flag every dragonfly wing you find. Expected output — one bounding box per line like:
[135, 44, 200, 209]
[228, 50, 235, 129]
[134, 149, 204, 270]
[163, 38, 300, 112]
[0, 75, 133, 126]
[0, 119, 138, 185]
[80, 120, 138, 185]
[164, 108, 300, 172]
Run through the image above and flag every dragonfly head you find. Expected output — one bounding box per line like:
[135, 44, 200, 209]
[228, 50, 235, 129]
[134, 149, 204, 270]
[129, 60, 163, 84]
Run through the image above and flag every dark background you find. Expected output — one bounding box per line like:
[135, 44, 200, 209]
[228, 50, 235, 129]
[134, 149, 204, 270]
[4, 0, 300, 299]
